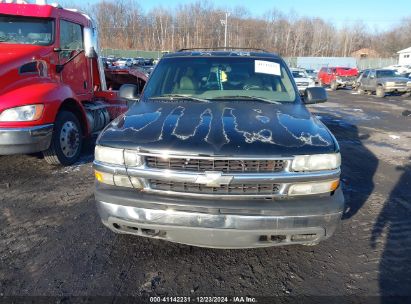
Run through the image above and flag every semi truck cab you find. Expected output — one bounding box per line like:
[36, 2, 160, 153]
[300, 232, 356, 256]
[0, 1, 139, 165]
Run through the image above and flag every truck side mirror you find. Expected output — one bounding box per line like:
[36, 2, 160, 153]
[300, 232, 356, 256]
[119, 84, 140, 107]
[84, 27, 97, 58]
[303, 87, 327, 104]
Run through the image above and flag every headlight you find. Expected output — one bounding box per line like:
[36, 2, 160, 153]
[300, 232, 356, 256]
[95, 145, 124, 165]
[0, 104, 44, 122]
[407, 81, 411, 86]
[385, 82, 395, 87]
[292, 153, 341, 171]
[288, 179, 340, 196]
[124, 150, 144, 166]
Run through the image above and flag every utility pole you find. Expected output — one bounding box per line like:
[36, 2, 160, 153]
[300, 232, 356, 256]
[220, 12, 230, 49]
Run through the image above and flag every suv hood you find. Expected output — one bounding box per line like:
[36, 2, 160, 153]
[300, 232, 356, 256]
[294, 77, 312, 83]
[98, 100, 337, 156]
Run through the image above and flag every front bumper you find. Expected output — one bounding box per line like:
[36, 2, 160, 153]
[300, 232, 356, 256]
[336, 80, 356, 87]
[0, 124, 53, 155]
[95, 184, 344, 249]
[384, 86, 411, 93]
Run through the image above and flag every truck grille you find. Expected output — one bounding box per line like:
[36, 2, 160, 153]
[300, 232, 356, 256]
[394, 82, 406, 86]
[149, 179, 281, 195]
[145, 156, 286, 173]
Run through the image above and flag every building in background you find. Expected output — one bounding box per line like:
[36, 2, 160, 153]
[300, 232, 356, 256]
[398, 47, 411, 65]
[351, 48, 380, 59]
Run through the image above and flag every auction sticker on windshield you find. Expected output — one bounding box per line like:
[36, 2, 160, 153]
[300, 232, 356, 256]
[255, 60, 281, 76]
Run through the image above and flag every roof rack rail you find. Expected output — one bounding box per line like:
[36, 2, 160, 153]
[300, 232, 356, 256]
[177, 47, 269, 53]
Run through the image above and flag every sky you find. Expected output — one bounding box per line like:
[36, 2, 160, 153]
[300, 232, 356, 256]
[67, 0, 410, 32]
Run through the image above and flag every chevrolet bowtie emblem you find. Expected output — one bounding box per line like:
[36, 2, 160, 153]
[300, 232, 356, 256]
[195, 171, 233, 187]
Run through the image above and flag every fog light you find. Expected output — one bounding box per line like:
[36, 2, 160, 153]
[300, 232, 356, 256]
[288, 179, 339, 196]
[130, 177, 144, 189]
[113, 175, 133, 188]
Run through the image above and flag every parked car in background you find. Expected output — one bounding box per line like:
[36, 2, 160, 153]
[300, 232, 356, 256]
[114, 58, 133, 68]
[384, 64, 411, 76]
[144, 58, 155, 66]
[305, 68, 318, 82]
[93, 48, 344, 249]
[132, 57, 145, 66]
[357, 69, 411, 98]
[291, 68, 316, 93]
[317, 67, 358, 90]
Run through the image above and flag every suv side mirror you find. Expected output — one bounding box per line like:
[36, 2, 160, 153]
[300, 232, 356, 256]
[119, 84, 140, 106]
[303, 87, 327, 104]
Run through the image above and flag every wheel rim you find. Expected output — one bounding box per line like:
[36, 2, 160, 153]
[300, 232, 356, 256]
[60, 121, 80, 158]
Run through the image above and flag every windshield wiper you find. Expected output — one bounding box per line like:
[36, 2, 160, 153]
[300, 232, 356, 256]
[149, 94, 210, 102]
[211, 95, 281, 104]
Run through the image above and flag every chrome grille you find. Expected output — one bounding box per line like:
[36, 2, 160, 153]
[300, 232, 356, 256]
[145, 156, 286, 173]
[149, 179, 281, 195]
[394, 82, 406, 86]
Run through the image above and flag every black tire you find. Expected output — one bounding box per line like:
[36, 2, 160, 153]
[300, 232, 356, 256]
[376, 86, 385, 98]
[43, 111, 83, 166]
[330, 81, 338, 91]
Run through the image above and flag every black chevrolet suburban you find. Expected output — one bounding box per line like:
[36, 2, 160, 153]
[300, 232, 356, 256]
[93, 48, 344, 249]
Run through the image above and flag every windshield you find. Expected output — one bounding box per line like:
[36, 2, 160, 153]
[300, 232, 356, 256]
[377, 70, 397, 78]
[0, 16, 53, 46]
[143, 56, 297, 103]
[292, 70, 308, 78]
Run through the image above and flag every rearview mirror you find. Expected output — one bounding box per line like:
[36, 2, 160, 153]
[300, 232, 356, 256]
[119, 84, 140, 105]
[303, 87, 327, 104]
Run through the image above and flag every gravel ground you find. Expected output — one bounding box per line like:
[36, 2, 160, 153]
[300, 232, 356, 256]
[0, 90, 410, 300]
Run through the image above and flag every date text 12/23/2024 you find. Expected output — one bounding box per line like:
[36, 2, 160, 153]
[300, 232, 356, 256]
[150, 296, 257, 303]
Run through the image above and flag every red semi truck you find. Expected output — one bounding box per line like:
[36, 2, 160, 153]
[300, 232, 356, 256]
[0, 1, 147, 165]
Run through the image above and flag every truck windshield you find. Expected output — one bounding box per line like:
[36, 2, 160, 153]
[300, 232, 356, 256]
[0, 16, 53, 46]
[143, 57, 297, 103]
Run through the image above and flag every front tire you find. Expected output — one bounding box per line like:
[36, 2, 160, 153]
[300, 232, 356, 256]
[43, 111, 83, 166]
[376, 86, 385, 98]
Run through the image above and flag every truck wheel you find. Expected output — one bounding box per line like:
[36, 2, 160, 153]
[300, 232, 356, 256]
[330, 81, 338, 91]
[376, 86, 385, 98]
[43, 111, 83, 166]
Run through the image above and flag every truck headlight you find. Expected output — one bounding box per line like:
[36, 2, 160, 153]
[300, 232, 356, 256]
[385, 82, 396, 87]
[124, 150, 144, 166]
[292, 153, 341, 171]
[95, 145, 124, 165]
[288, 179, 340, 196]
[407, 81, 411, 87]
[0, 104, 44, 122]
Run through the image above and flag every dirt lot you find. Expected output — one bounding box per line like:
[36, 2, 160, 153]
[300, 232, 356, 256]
[0, 90, 410, 299]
